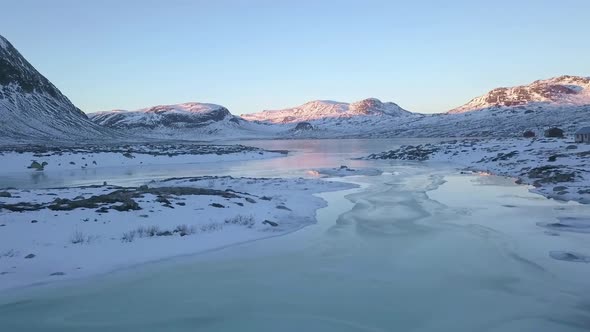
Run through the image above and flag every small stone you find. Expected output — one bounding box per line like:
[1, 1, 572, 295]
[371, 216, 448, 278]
[549, 251, 590, 263]
[50, 272, 66, 276]
[0, 191, 11, 198]
[24, 254, 35, 259]
[245, 197, 256, 204]
[276, 205, 292, 211]
[263, 220, 279, 227]
[210, 203, 225, 208]
[31, 219, 38, 223]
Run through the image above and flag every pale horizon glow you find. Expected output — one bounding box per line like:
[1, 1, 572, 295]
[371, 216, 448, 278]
[2, 0, 589, 115]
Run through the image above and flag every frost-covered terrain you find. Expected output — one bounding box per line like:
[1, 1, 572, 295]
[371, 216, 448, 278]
[2, 30, 588, 143]
[88, 98, 418, 140]
[310, 165, 383, 177]
[367, 138, 590, 204]
[87, 103, 283, 140]
[0, 176, 356, 291]
[242, 98, 412, 123]
[448, 75, 590, 114]
[235, 76, 590, 139]
[0, 35, 120, 143]
[1, 143, 286, 173]
[89, 103, 236, 129]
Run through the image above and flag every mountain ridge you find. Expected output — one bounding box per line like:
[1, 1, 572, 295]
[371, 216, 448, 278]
[448, 75, 590, 114]
[241, 98, 412, 124]
[0, 34, 118, 143]
[88, 102, 238, 130]
[1, 33, 588, 143]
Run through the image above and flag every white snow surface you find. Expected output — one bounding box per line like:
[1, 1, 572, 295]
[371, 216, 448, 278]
[448, 75, 590, 114]
[1, 144, 286, 173]
[310, 165, 383, 177]
[3, 31, 589, 144]
[0, 35, 120, 143]
[0, 176, 356, 291]
[0, 35, 8, 49]
[368, 138, 590, 204]
[241, 98, 413, 124]
[89, 103, 228, 127]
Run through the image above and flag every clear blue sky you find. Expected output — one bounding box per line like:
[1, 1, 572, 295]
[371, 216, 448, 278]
[2, 0, 589, 114]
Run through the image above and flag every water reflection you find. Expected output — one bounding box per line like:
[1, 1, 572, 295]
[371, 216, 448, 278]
[0, 138, 442, 189]
[2, 139, 589, 331]
[2, 168, 589, 331]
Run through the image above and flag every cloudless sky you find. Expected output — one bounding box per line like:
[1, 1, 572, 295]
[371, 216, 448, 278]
[2, 0, 589, 114]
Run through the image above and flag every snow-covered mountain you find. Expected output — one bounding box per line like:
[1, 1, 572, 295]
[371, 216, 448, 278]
[448, 75, 590, 114]
[364, 75, 590, 138]
[3, 36, 588, 144]
[242, 98, 412, 124]
[253, 76, 590, 139]
[88, 103, 281, 139]
[0, 34, 118, 144]
[89, 103, 238, 129]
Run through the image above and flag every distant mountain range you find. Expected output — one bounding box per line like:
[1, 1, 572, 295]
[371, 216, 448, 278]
[241, 98, 412, 124]
[448, 75, 590, 114]
[1, 33, 588, 143]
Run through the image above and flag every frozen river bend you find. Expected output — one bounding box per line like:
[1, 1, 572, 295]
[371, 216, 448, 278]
[0, 139, 589, 331]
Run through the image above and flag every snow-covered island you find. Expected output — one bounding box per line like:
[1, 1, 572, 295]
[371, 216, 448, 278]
[0, 143, 287, 173]
[366, 138, 590, 204]
[0, 176, 356, 291]
[309, 165, 383, 177]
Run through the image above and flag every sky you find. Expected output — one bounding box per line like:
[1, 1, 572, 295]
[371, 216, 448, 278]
[1, 0, 589, 115]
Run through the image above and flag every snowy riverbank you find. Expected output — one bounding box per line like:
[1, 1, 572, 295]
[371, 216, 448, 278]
[0, 176, 356, 291]
[367, 138, 590, 204]
[0, 143, 287, 174]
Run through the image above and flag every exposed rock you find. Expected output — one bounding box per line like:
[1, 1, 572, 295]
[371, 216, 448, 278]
[544, 127, 564, 138]
[293, 122, 314, 131]
[276, 205, 292, 211]
[366, 145, 440, 161]
[27, 161, 47, 171]
[549, 251, 590, 263]
[523, 130, 535, 138]
[528, 166, 576, 184]
[263, 220, 279, 227]
[0, 34, 118, 142]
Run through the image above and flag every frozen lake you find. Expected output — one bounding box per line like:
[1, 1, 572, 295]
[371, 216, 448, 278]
[1, 139, 590, 331]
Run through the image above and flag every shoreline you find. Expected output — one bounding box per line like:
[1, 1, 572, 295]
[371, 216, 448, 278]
[0, 143, 287, 175]
[0, 176, 357, 292]
[367, 137, 590, 204]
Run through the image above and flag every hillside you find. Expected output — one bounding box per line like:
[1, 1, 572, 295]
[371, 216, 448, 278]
[0, 35, 118, 144]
